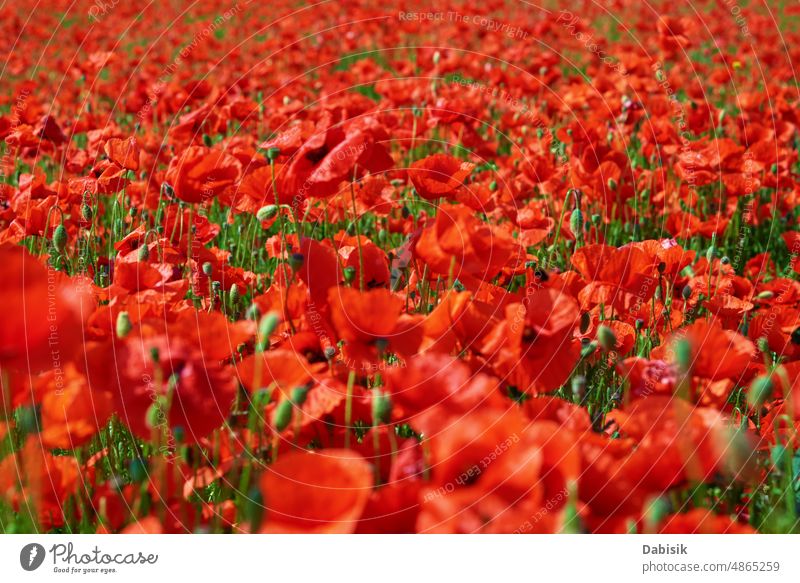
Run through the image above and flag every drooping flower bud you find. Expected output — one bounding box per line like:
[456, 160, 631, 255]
[273, 399, 293, 432]
[597, 324, 616, 351]
[256, 205, 279, 222]
[116, 311, 132, 338]
[52, 224, 67, 252]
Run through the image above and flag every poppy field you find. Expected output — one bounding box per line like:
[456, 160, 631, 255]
[2, 0, 800, 535]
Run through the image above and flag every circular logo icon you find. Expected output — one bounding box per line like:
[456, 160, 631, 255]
[20, 543, 46, 571]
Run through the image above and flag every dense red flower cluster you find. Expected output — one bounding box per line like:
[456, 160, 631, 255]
[1, 0, 799, 534]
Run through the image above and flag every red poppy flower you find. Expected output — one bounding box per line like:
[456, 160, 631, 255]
[259, 449, 373, 533]
[165, 146, 242, 203]
[408, 154, 474, 200]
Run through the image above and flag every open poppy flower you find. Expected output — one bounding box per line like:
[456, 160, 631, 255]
[165, 146, 242, 204]
[260, 449, 373, 533]
[480, 287, 581, 394]
[408, 154, 474, 201]
[328, 287, 422, 370]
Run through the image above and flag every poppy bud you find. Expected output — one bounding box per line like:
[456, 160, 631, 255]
[674, 338, 691, 370]
[569, 209, 583, 237]
[706, 246, 717, 262]
[137, 244, 149, 262]
[591, 213, 601, 225]
[597, 324, 616, 351]
[228, 284, 240, 306]
[256, 204, 279, 221]
[81, 203, 93, 221]
[489, 180, 497, 191]
[757, 336, 770, 354]
[607, 177, 617, 191]
[720, 256, 730, 265]
[162, 182, 175, 198]
[289, 253, 304, 272]
[266, 147, 281, 161]
[324, 346, 337, 360]
[116, 311, 132, 338]
[372, 389, 392, 425]
[273, 399, 293, 432]
[290, 386, 309, 406]
[173, 426, 185, 444]
[681, 285, 692, 300]
[756, 290, 773, 300]
[258, 311, 280, 340]
[201, 261, 213, 276]
[747, 374, 772, 409]
[52, 224, 67, 252]
[579, 312, 591, 334]
[635, 318, 644, 331]
[343, 266, 356, 284]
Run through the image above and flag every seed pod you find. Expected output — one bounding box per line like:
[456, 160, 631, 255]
[52, 224, 67, 252]
[681, 285, 692, 300]
[256, 205, 279, 221]
[202, 261, 213, 276]
[137, 245, 150, 262]
[343, 266, 356, 284]
[266, 147, 281, 161]
[116, 311, 132, 338]
[273, 399, 293, 432]
[81, 203, 93, 221]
